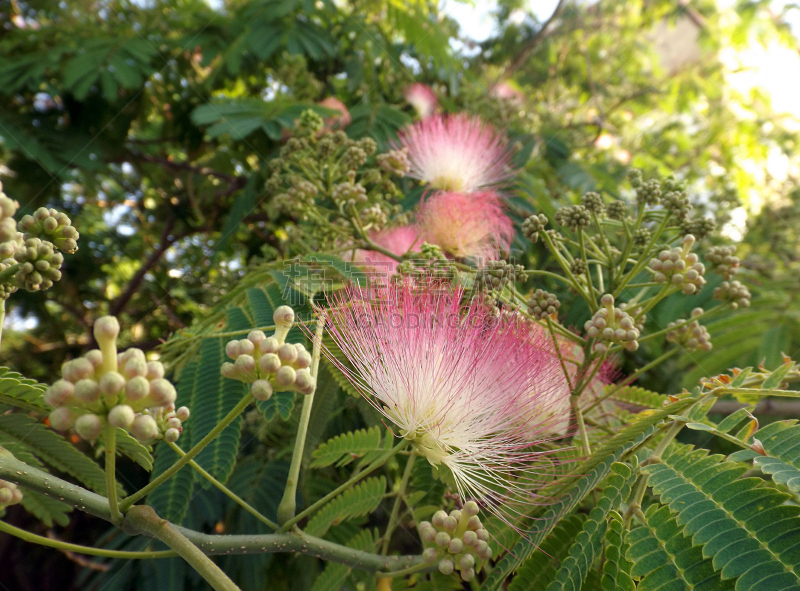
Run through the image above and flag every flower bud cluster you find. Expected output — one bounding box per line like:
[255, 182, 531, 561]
[619, 302, 646, 332]
[473, 261, 527, 294]
[706, 245, 740, 280]
[635, 178, 662, 206]
[581, 191, 605, 214]
[648, 235, 706, 295]
[0, 187, 19, 242]
[0, 259, 18, 299]
[376, 148, 410, 176]
[0, 480, 23, 509]
[584, 294, 640, 352]
[18, 207, 80, 254]
[527, 289, 561, 320]
[419, 501, 491, 582]
[633, 228, 651, 248]
[554, 205, 591, 231]
[221, 306, 316, 398]
[666, 308, 712, 351]
[45, 316, 186, 443]
[296, 110, 324, 135]
[713, 279, 751, 310]
[13, 237, 64, 291]
[570, 258, 587, 276]
[662, 190, 692, 221]
[681, 216, 715, 239]
[606, 200, 628, 221]
[332, 181, 367, 204]
[521, 213, 548, 242]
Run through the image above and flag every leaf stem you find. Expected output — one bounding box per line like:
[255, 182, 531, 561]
[381, 451, 416, 555]
[0, 519, 176, 559]
[166, 440, 278, 530]
[277, 316, 325, 526]
[105, 422, 123, 525]
[124, 506, 241, 591]
[280, 439, 409, 532]
[120, 392, 255, 511]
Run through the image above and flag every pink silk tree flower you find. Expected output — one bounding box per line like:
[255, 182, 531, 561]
[404, 83, 438, 119]
[416, 190, 514, 262]
[395, 114, 515, 193]
[321, 280, 570, 516]
[318, 97, 351, 130]
[352, 225, 422, 277]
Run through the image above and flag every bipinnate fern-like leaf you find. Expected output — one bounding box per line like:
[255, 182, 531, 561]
[19, 489, 72, 528]
[643, 441, 800, 589]
[602, 511, 635, 591]
[304, 477, 386, 537]
[0, 367, 46, 412]
[507, 515, 587, 591]
[604, 385, 667, 410]
[0, 413, 112, 495]
[544, 462, 636, 591]
[310, 427, 383, 468]
[627, 504, 734, 590]
[730, 420, 800, 493]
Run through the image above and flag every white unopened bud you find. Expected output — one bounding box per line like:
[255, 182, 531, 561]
[438, 558, 454, 575]
[278, 343, 297, 364]
[462, 530, 477, 546]
[275, 366, 296, 388]
[146, 361, 165, 380]
[123, 357, 148, 378]
[62, 358, 95, 383]
[49, 407, 77, 431]
[99, 372, 125, 396]
[432, 510, 447, 528]
[261, 337, 279, 354]
[234, 355, 256, 376]
[85, 349, 103, 369]
[435, 532, 450, 548]
[176, 406, 190, 421]
[44, 380, 74, 407]
[131, 415, 159, 441]
[93, 316, 120, 345]
[448, 538, 463, 554]
[295, 350, 312, 369]
[150, 379, 177, 405]
[75, 413, 104, 440]
[259, 353, 281, 374]
[273, 306, 295, 343]
[164, 427, 180, 442]
[460, 553, 475, 570]
[294, 369, 315, 393]
[167, 417, 182, 430]
[108, 405, 135, 429]
[248, 330, 267, 347]
[73, 379, 100, 405]
[461, 568, 476, 582]
[221, 362, 236, 379]
[251, 379, 274, 401]
[422, 547, 438, 562]
[237, 339, 255, 356]
[463, 501, 479, 516]
[125, 376, 150, 401]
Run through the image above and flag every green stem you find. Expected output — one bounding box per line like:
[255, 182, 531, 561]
[381, 451, 416, 555]
[540, 230, 594, 308]
[105, 422, 122, 525]
[377, 561, 434, 579]
[120, 392, 255, 511]
[571, 395, 592, 455]
[124, 506, 241, 591]
[277, 317, 325, 526]
[614, 215, 671, 297]
[623, 420, 684, 527]
[0, 519, 174, 558]
[0, 299, 5, 354]
[0, 447, 424, 572]
[281, 439, 409, 532]
[0, 263, 19, 286]
[167, 440, 278, 531]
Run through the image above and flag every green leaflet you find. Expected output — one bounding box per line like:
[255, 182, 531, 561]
[97, 428, 154, 472]
[627, 504, 734, 591]
[729, 419, 800, 493]
[544, 462, 636, 591]
[602, 511, 635, 591]
[643, 441, 800, 589]
[146, 360, 198, 523]
[19, 488, 72, 528]
[310, 426, 383, 468]
[192, 336, 247, 485]
[603, 385, 667, 410]
[304, 476, 386, 537]
[508, 515, 588, 591]
[482, 425, 657, 591]
[309, 528, 379, 591]
[0, 413, 113, 495]
[0, 366, 46, 412]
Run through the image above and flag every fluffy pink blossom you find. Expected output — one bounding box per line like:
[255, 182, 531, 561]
[353, 225, 422, 276]
[321, 280, 570, 514]
[416, 191, 514, 262]
[395, 114, 515, 193]
[404, 83, 438, 119]
[490, 82, 524, 106]
[318, 97, 351, 130]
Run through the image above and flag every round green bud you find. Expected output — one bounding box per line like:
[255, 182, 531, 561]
[278, 343, 298, 364]
[259, 353, 281, 374]
[432, 510, 447, 528]
[462, 531, 478, 546]
[74, 379, 100, 405]
[93, 316, 120, 346]
[49, 407, 77, 431]
[125, 376, 150, 401]
[251, 379, 274, 402]
[435, 531, 450, 548]
[131, 414, 159, 441]
[75, 413, 104, 441]
[448, 538, 464, 554]
[463, 500, 480, 516]
[422, 547, 438, 562]
[459, 554, 475, 570]
[461, 568, 475, 582]
[164, 428, 180, 443]
[99, 372, 125, 396]
[44, 380, 74, 407]
[275, 366, 297, 388]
